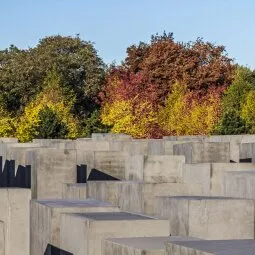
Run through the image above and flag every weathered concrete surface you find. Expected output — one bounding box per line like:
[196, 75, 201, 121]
[166, 239, 255, 255]
[62, 183, 87, 199]
[173, 142, 230, 163]
[125, 155, 185, 183]
[32, 148, 76, 199]
[88, 181, 204, 215]
[88, 181, 144, 213]
[0, 221, 4, 255]
[32, 139, 76, 149]
[91, 133, 132, 141]
[60, 212, 169, 255]
[156, 196, 254, 240]
[182, 163, 211, 195]
[103, 236, 199, 255]
[210, 163, 255, 196]
[224, 171, 255, 199]
[0, 188, 31, 255]
[30, 199, 120, 255]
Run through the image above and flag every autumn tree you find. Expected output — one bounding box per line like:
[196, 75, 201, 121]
[100, 33, 234, 138]
[0, 35, 105, 119]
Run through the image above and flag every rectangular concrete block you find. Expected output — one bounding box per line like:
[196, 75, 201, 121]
[173, 142, 230, 163]
[210, 163, 255, 196]
[62, 183, 87, 199]
[88, 181, 204, 216]
[0, 221, 4, 255]
[166, 239, 255, 255]
[32, 148, 77, 199]
[103, 236, 200, 255]
[125, 155, 185, 183]
[92, 151, 129, 179]
[0, 188, 31, 255]
[91, 133, 132, 141]
[32, 139, 76, 149]
[60, 212, 169, 255]
[224, 171, 255, 199]
[30, 199, 120, 255]
[182, 163, 211, 195]
[156, 196, 254, 240]
[88, 181, 144, 213]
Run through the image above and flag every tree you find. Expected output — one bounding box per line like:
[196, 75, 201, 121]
[124, 33, 234, 97]
[16, 70, 79, 142]
[216, 66, 255, 135]
[36, 106, 69, 139]
[100, 33, 233, 138]
[0, 35, 105, 118]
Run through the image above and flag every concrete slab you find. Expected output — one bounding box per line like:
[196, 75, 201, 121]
[210, 163, 255, 196]
[60, 212, 169, 255]
[0, 221, 4, 255]
[224, 171, 255, 199]
[30, 199, 120, 255]
[62, 183, 87, 199]
[103, 236, 199, 255]
[173, 142, 230, 163]
[125, 155, 185, 183]
[155, 196, 254, 240]
[0, 188, 31, 255]
[166, 239, 255, 255]
[88, 181, 204, 215]
[32, 148, 77, 199]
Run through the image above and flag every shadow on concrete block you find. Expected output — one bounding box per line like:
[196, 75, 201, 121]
[88, 168, 120, 181]
[44, 244, 73, 255]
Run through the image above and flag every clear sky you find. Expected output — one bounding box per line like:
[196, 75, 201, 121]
[1, 0, 255, 68]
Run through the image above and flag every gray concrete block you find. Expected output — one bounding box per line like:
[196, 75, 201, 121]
[30, 199, 120, 255]
[0, 221, 4, 255]
[60, 212, 169, 255]
[224, 171, 255, 199]
[32, 148, 77, 199]
[88, 181, 204, 216]
[88, 181, 144, 213]
[182, 163, 211, 195]
[92, 151, 129, 179]
[103, 236, 199, 255]
[166, 239, 255, 255]
[210, 163, 255, 196]
[173, 142, 230, 163]
[62, 183, 87, 199]
[91, 133, 132, 141]
[125, 155, 185, 183]
[155, 196, 254, 240]
[0, 188, 31, 255]
[32, 139, 76, 149]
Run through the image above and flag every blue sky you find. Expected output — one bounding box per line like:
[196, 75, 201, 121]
[1, 0, 255, 68]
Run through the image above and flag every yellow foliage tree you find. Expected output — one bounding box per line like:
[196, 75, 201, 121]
[16, 71, 79, 142]
[241, 90, 255, 133]
[0, 107, 16, 137]
[158, 82, 221, 135]
[101, 98, 158, 138]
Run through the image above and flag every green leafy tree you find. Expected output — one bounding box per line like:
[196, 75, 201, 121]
[214, 109, 250, 135]
[82, 109, 111, 137]
[36, 106, 68, 139]
[0, 35, 105, 118]
[216, 66, 255, 135]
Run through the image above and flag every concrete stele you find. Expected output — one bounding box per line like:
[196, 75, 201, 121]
[60, 212, 169, 255]
[30, 199, 120, 255]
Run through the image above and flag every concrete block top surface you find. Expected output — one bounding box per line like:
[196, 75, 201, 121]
[67, 212, 158, 221]
[159, 196, 250, 200]
[107, 236, 199, 250]
[34, 199, 117, 208]
[227, 170, 255, 175]
[169, 239, 255, 254]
